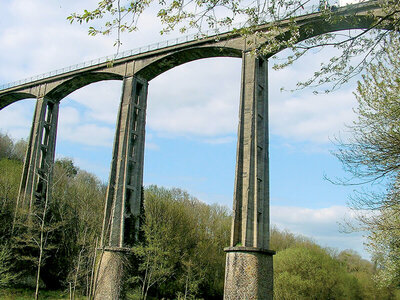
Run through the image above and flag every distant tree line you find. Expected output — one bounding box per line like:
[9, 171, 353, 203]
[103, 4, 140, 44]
[0, 132, 399, 299]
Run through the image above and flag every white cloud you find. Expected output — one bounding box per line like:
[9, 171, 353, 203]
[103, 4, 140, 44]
[58, 101, 116, 147]
[271, 205, 368, 258]
[0, 0, 116, 81]
[59, 123, 114, 147]
[202, 136, 236, 144]
[70, 156, 111, 183]
[145, 133, 160, 150]
[64, 81, 122, 125]
[0, 100, 35, 140]
[147, 58, 241, 137]
[269, 89, 357, 143]
[59, 106, 81, 125]
[267, 46, 359, 145]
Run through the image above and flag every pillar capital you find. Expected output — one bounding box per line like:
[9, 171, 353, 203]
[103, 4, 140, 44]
[224, 246, 276, 255]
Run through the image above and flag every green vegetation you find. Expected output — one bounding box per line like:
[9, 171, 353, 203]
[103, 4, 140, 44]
[0, 132, 105, 299]
[128, 186, 230, 299]
[334, 35, 400, 294]
[0, 288, 86, 299]
[271, 228, 399, 300]
[0, 131, 399, 298]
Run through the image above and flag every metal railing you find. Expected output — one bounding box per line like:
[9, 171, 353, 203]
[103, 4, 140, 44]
[0, 3, 336, 91]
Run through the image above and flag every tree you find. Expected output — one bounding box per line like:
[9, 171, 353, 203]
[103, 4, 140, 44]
[68, 0, 400, 92]
[11, 139, 27, 162]
[333, 34, 400, 289]
[270, 226, 314, 252]
[336, 249, 396, 299]
[0, 159, 22, 240]
[336, 249, 372, 274]
[274, 245, 361, 300]
[128, 185, 230, 299]
[0, 245, 18, 288]
[11, 157, 106, 296]
[369, 207, 400, 290]
[43, 163, 105, 295]
[0, 132, 13, 160]
[63, 170, 105, 299]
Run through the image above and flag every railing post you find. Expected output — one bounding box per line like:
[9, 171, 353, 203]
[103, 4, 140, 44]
[94, 75, 148, 300]
[223, 52, 275, 300]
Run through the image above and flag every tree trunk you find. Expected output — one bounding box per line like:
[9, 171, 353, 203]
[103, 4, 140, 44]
[35, 185, 49, 300]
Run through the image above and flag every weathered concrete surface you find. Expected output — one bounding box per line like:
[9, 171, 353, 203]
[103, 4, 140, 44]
[101, 75, 148, 248]
[231, 52, 269, 249]
[224, 247, 275, 300]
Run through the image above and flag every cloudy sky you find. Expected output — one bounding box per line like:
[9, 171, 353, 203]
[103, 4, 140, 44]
[0, 0, 370, 257]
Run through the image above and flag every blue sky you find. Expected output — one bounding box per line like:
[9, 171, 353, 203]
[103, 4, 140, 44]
[0, 0, 370, 257]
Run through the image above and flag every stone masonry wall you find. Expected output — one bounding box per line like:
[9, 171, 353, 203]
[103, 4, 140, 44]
[224, 249, 273, 300]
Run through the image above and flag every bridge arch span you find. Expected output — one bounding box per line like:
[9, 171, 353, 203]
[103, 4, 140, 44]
[132, 6, 383, 82]
[264, 7, 383, 57]
[0, 72, 123, 109]
[0, 1, 384, 108]
[135, 46, 242, 81]
[46, 72, 123, 102]
[0, 92, 37, 110]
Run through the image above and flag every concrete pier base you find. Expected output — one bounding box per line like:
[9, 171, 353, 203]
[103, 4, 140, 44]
[224, 247, 275, 300]
[93, 249, 127, 300]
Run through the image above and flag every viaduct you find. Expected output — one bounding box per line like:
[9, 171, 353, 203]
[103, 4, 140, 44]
[0, 1, 384, 299]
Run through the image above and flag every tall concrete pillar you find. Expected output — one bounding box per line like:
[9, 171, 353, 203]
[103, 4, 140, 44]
[224, 52, 275, 300]
[14, 97, 59, 223]
[94, 75, 148, 300]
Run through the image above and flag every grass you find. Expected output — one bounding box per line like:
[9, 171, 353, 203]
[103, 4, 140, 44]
[0, 288, 86, 300]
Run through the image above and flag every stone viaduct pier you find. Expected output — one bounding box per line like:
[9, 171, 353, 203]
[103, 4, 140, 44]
[0, 1, 383, 298]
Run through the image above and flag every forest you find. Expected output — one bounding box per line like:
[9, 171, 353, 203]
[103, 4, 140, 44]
[0, 132, 399, 299]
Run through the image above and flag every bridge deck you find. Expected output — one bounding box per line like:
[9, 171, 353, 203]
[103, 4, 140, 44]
[0, 0, 379, 99]
[0, 1, 379, 94]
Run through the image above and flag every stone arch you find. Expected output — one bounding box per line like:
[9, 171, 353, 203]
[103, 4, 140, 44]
[130, 9, 382, 82]
[46, 72, 123, 101]
[0, 72, 123, 109]
[0, 92, 36, 110]
[266, 8, 382, 57]
[135, 46, 242, 80]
